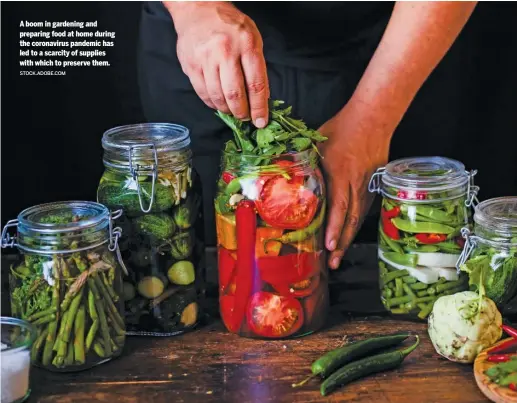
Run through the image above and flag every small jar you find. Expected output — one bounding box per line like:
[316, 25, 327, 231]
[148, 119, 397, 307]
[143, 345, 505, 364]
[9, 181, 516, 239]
[97, 123, 205, 336]
[215, 149, 329, 339]
[368, 157, 479, 321]
[1, 201, 126, 372]
[457, 197, 517, 319]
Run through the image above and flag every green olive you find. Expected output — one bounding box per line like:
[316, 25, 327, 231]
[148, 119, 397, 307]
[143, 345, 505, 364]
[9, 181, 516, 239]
[167, 261, 195, 285]
[122, 282, 136, 301]
[180, 302, 198, 326]
[137, 276, 165, 299]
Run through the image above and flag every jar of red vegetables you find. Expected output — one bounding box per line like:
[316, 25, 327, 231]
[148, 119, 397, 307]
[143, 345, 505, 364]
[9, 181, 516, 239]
[97, 123, 205, 336]
[1, 201, 126, 372]
[456, 197, 517, 320]
[368, 157, 479, 321]
[215, 149, 329, 339]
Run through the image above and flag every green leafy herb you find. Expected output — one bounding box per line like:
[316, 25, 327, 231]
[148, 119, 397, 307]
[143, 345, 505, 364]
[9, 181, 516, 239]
[217, 99, 328, 167]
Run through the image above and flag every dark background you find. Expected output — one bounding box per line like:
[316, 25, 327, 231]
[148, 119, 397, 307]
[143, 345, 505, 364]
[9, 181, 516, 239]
[2, 1, 517, 248]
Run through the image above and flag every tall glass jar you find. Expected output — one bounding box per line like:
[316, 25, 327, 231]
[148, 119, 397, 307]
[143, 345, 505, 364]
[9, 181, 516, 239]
[215, 149, 329, 339]
[368, 157, 479, 321]
[97, 123, 205, 336]
[456, 197, 517, 319]
[1, 201, 126, 372]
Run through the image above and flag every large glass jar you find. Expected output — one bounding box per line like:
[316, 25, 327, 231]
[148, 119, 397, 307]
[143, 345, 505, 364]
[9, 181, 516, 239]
[215, 149, 329, 339]
[97, 123, 205, 336]
[457, 197, 517, 319]
[368, 157, 479, 321]
[1, 201, 126, 372]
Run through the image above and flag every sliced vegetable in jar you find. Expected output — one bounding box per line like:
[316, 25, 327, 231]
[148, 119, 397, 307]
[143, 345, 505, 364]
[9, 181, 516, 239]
[246, 291, 304, 338]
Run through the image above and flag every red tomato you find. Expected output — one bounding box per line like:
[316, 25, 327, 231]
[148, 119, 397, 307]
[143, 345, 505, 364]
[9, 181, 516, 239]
[258, 252, 320, 286]
[246, 291, 304, 338]
[222, 171, 235, 184]
[274, 160, 304, 186]
[218, 248, 236, 293]
[220, 295, 239, 333]
[255, 175, 318, 229]
[272, 274, 321, 298]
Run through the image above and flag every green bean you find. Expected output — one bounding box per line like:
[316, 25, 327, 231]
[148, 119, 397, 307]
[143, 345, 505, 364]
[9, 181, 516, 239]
[435, 279, 467, 294]
[417, 301, 436, 320]
[402, 284, 416, 299]
[401, 276, 417, 284]
[381, 269, 408, 286]
[395, 278, 403, 298]
[409, 282, 428, 291]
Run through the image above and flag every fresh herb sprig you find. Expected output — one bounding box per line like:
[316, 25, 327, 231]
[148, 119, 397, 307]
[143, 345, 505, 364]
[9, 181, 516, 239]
[217, 100, 328, 166]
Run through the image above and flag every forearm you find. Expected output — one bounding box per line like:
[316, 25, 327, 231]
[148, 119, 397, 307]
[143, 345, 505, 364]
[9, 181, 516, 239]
[347, 1, 477, 140]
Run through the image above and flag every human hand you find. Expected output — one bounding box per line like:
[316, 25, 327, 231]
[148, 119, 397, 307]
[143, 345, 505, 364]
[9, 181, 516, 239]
[319, 102, 392, 270]
[166, 1, 270, 128]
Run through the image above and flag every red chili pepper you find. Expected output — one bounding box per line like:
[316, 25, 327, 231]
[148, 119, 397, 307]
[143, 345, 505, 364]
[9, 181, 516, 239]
[222, 171, 236, 184]
[218, 248, 236, 293]
[230, 199, 257, 333]
[488, 338, 517, 355]
[415, 233, 448, 244]
[258, 252, 320, 285]
[381, 206, 401, 219]
[487, 354, 517, 363]
[397, 190, 427, 200]
[509, 383, 517, 391]
[382, 217, 400, 240]
[503, 324, 517, 338]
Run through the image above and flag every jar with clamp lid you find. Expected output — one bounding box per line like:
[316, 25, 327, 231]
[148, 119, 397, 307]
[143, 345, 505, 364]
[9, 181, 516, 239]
[1, 201, 127, 372]
[456, 197, 517, 319]
[97, 123, 205, 336]
[368, 156, 480, 321]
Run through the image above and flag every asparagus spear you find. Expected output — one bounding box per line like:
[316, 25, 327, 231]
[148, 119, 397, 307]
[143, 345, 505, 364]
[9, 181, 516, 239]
[88, 279, 112, 356]
[85, 290, 99, 353]
[74, 305, 86, 365]
[31, 327, 49, 362]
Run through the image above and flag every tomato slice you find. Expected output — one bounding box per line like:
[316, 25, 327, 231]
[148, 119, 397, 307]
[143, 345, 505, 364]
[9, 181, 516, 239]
[272, 274, 321, 298]
[246, 291, 304, 338]
[220, 295, 239, 333]
[274, 160, 304, 186]
[258, 252, 320, 286]
[255, 175, 318, 229]
[218, 247, 236, 294]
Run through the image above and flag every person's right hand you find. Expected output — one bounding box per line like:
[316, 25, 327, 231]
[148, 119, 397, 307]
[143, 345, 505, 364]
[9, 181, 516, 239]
[165, 1, 270, 128]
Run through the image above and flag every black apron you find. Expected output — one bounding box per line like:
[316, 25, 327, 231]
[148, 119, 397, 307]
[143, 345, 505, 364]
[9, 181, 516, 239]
[137, 1, 394, 245]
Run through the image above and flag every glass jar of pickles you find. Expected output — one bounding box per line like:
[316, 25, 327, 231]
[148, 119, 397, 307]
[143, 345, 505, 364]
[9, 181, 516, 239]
[456, 197, 517, 319]
[97, 123, 205, 336]
[368, 157, 480, 321]
[215, 149, 329, 339]
[1, 201, 126, 372]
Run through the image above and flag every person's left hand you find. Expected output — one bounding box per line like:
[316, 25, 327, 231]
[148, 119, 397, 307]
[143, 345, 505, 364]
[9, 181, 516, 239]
[318, 101, 392, 270]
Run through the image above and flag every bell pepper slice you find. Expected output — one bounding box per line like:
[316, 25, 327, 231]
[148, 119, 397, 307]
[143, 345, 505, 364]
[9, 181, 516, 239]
[415, 233, 447, 244]
[255, 227, 283, 258]
[258, 251, 321, 286]
[381, 206, 401, 219]
[216, 213, 238, 251]
[382, 217, 400, 240]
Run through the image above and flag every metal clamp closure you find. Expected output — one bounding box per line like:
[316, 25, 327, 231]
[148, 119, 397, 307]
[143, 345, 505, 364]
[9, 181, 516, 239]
[128, 143, 158, 213]
[108, 209, 128, 276]
[465, 169, 480, 208]
[456, 227, 476, 271]
[1, 219, 18, 248]
[368, 167, 386, 194]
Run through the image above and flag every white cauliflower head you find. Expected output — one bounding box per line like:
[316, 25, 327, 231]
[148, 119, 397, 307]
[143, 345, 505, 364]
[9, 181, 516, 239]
[428, 291, 502, 363]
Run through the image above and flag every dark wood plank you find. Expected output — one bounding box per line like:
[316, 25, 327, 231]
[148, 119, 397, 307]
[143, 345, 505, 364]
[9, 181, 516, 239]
[30, 315, 489, 403]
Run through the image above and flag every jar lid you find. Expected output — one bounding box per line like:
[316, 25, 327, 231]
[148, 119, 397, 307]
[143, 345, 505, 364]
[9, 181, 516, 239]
[102, 123, 191, 168]
[383, 156, 468, 191]
[474, 196, 517, 238]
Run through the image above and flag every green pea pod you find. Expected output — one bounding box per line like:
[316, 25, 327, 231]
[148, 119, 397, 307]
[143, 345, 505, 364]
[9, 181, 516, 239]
[403, 244, 440, 253]
[400, 204, 453, 224]
[391, 217, 456, 235]
[379, 227, 404, 254]
[383, 252, 417, 267]
[436, 241, 462, 253]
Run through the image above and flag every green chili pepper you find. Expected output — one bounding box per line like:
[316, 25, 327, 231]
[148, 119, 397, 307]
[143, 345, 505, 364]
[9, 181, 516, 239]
[391, 217, 456, 235]
[263, 202, 326, 249]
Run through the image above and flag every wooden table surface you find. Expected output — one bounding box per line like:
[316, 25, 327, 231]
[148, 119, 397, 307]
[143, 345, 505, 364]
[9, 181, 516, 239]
[3, 245, 491, 403]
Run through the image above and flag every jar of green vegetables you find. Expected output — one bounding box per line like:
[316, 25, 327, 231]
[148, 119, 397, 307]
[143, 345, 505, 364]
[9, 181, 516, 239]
[1, 201, 126, 372]
[456, 197, 517, 319]
[368, 156, 479, 321]
[97, 123, 205, 336]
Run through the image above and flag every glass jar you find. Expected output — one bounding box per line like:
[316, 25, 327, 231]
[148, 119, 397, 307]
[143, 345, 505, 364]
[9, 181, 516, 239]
[215, 149, 329, 339]
[1, 201, 126, 372]
[368, 156, 479, 321]
[1, 317, 37, 403]
[97, 123, 205, 336]
[456, 197, 517, 319]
